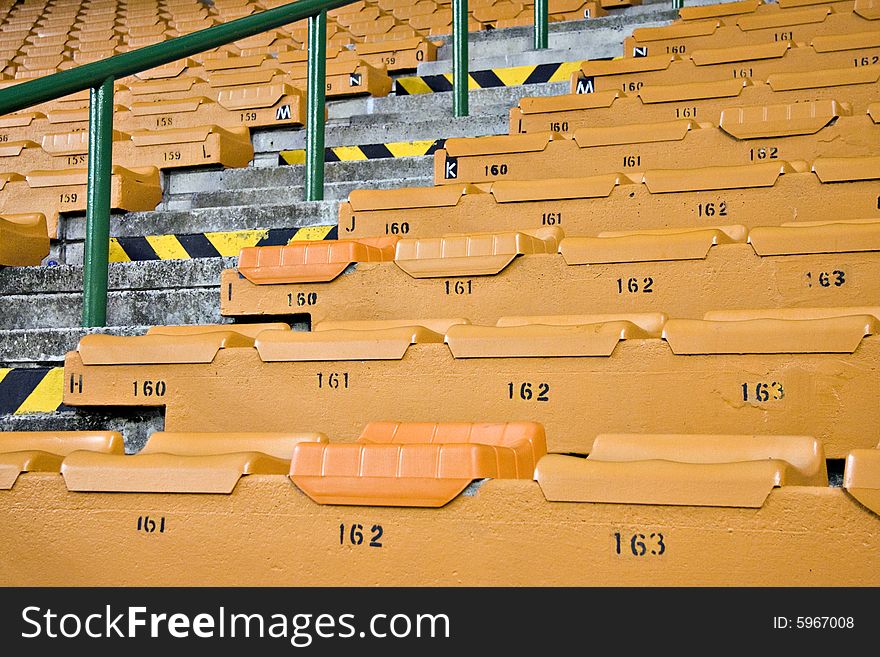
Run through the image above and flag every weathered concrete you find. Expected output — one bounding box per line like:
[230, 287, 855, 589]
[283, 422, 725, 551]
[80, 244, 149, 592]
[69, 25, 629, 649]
[0, 258, 229, 295]
[0, 287, 223, 330]
[0, 325, 148, 365]
[64, 200, 339, 241]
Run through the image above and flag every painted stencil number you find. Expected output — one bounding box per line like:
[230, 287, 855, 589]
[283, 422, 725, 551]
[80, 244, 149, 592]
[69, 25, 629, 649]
[137, 515, 166, 534]
[614, 532, 665, 556]
[340, 523, 383, 548]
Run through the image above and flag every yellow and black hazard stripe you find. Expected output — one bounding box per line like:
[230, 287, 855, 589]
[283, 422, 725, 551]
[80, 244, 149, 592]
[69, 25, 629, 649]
[393, 61, 583, 95]
[108, 225, 337, 262]
[0, 367, 64, 416]
[279, 139, 445, 165]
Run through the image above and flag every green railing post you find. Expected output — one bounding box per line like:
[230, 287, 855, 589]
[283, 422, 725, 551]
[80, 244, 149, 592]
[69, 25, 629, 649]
[452, 0, 468, 117]
[82, 76, 114, 328]
[305, 9, 327, 201]
[534, 0, 548, 50]
[672, 0, 684, 9]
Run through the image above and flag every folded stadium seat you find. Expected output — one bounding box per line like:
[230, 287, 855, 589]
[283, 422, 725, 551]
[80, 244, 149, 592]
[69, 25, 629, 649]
[408, 10, 453, 34]
[0, 112, 48, 146]
[290, 421, 547, 507]
[172, 17, 218, 34]
[15, 67, 71, 80]
[346, 14, 398, 39]
[471, 2, 526, 28]
[17, 53, 66, 71]
[120, 34, 171, 51]
[20, 43, 66, 58]
[536, 433, 827, 506]
[392, 0, 439, 20]
[333, 4, 381, 28]
[69, 27, 119, 44]
[353, 37, 438, 71]
[119, 82, 305, 131]
[845, 445, 880, 515]
[221, 220, 880, 323]
[511, 66, 880, 133]
[27, 33, 69, 49]
[435, 101, 879, 183]
[36, 123, 253, 171]
[128, 58, 198, 82]
[676, 0, 856, 25]
[624, 6, 877, 58]
[571, 36, 880, 94]
[0, 166, 162, 237]
[59, 423, 328, 496]
[126, 125, 253, 169]
[0, 431, 123, 490]
[63, 310, 880, 458]
[121, 75, 210, 104]
[337, 157, 880, 238]
[600, 0, 641, 7]
[0, 213, 49, 266]
[546, 0, 608, 21]
[280, 55, 393, 98]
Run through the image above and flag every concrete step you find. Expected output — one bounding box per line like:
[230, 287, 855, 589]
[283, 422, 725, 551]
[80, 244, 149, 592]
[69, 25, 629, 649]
[421, 9, 677, 74]
[165, 156, 434, 198]
[0, 325, 148, 365]
[0, 287, 223, 331]
[63, 200, 339, 243]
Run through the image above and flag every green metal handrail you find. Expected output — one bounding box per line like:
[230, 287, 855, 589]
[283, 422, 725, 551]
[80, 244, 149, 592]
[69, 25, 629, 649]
[0, 0, 555, 326]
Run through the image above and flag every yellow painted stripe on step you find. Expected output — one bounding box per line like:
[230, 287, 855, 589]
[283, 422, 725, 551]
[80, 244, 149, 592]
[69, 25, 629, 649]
[108, 239, 132, 263]
[145, 234, 190, 260]
[14, 367, 63, 415]
[493, 65, 536, 87]
[395, 76, 433, 95]
[442, 72, 480, 90]
[384, 140, 436, 157]
[549, 62, 582, 83]
[280, 150, 306, 165]
[205, 230, 269, 257]
[0, 369, 9, 386]
[289, 225, 335, 242]
[331, 145, 368, 160]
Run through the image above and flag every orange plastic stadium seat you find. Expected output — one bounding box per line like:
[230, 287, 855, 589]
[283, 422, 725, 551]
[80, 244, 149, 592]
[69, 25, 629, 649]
[844, 446, 880, 516]
[290, 421, 547, 506]
[57, 429, 324, 496]
[535, 433, 827, 506]
[0, 213, 49, 266]
[0, 431, 124, 490]
[0, 166, 162, 237]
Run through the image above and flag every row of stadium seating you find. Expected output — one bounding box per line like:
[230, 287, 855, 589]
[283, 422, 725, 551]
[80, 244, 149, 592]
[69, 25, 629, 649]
[220, 221, 880, 322]
[2, 425, 876, 584]
[59, 310, 879, 458]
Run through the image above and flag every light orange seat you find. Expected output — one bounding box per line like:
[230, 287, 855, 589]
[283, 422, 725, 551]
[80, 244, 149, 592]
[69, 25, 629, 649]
[238, 237, 398, 284]
[290, 421, 547, 506]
